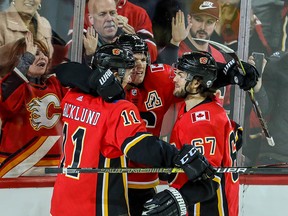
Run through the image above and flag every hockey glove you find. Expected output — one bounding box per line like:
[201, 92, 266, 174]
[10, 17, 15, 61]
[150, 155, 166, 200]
[223, 59, 259, 91]
[88, 68, 125, 102]
[142, 187, 187, 216]
[174, 144, 215, 182]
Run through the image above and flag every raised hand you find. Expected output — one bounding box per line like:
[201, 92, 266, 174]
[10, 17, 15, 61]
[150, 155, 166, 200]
[117, 15, 136, 34]
[116, 15, 128, 28]
[25, 32, 37, 56]
[170, 10, 192, 46]
[25, 32, 49, 77]
[84, 26, 98, 56]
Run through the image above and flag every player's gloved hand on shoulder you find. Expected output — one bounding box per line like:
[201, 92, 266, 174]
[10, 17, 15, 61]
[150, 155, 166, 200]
[223, 59, 260, 91]
[173, 144, 215, 182]
[89, 68, 125, 102]
[142, 187, 187, 216]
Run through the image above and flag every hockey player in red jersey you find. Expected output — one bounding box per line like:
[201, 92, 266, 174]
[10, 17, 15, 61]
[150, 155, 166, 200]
[143, 51, 239, 216]
[0, 33, 67, 177]
[50, 44, 216, 216]
[116, 34, 182, 215]
[115, 33, 259, 215]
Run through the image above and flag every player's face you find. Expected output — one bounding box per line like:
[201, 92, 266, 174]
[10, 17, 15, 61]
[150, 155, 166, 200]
[173, 69, 188, 98]
[27, 48, 49, 77]
[130, 53, 147, 85]
[90, 0, 118, 43]
[187, 14, 217, 45]
[14, 0, 42, 16]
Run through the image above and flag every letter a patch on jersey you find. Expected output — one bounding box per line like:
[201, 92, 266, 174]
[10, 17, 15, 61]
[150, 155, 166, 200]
[191, 111, 210, 123]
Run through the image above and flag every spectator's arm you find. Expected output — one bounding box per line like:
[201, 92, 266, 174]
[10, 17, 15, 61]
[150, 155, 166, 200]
[1, 52, 35, 102]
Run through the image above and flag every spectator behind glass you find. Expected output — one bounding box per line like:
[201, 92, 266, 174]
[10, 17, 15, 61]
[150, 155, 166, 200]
[157, 0, 228, 64]
[0, 0, 53, 78]
[157, 0, 235, 116]
[252, 0, 284, 53]
[83, 0, 157, 64]
[84, 0, 119, 57]
[177, 0, 225, 60]
[0, 32, 67, 178]
[212, 0, 240, 51]
[211, 1, 273, 56]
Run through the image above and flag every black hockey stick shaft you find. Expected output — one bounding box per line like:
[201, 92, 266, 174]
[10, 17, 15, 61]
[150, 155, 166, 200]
[192, 38, 275, 146]
[45, 166, 288, 175]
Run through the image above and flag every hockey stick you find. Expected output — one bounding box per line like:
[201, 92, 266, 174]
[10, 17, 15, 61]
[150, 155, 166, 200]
[45, 164, 288, 175]
[192, 38, 275, 147]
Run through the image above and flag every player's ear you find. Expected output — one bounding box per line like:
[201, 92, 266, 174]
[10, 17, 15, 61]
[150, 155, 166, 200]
[192, 79, 201, 89]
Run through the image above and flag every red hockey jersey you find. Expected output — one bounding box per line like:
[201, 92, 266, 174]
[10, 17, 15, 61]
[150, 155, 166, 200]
[125, 63, 181, 188]
[50, 89, 149, 216]
[0, 74, 67, 177]
[170, 98, 239, 216]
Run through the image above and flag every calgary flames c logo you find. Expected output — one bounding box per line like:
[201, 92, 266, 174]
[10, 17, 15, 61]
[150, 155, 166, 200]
[27, 94, 61, 131]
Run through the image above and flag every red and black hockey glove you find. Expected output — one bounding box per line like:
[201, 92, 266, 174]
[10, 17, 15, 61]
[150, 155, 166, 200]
[173, 144, 215, 182]
[222, 59, 259, 91]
